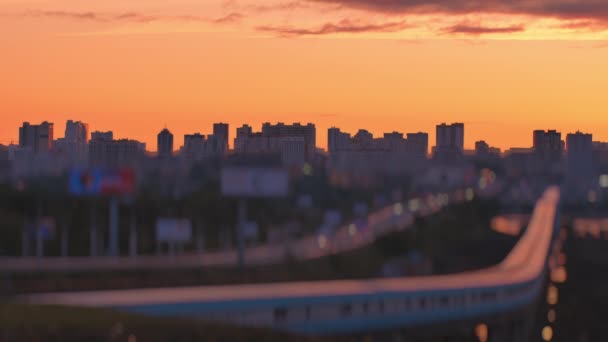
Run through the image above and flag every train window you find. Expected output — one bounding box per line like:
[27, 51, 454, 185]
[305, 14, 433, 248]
[481, 292, 496, 302]
[404, 298, 412, 310]
[340, 303, 353, 317]
[362, 302, 369, 314]
[274, 307, 288, 323]
[439, 296, 449, 307]
[455, 295, 466, 306]
[419, 297, 427, 309]
[379, 301, 385, 313]
[305, 306, 311, 320]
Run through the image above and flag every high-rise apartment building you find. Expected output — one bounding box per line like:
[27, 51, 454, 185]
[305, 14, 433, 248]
[89, 138, 145, 167]
[406, 132, 429, 158]
[566, 131, 593, 177]
[328, 127, 351, 153]
[236, 124, 253, 138]
[52, 120, 89, 162]
[234, 123, 312, 165]
[19, 121, 54, 153]
[182, 132, 226, 161]
[65, 120, 89, 144]
[213, 123, 229, 151]
[261, 122, 316, 160]
[157, 128, 174, 159]
[436, 123, 464, 151]
[433, 123, 464, 162]
[91, 131, 114, 141]
[533, 129, 563, 163]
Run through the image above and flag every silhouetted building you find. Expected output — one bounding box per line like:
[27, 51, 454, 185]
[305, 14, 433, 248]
[353, 129, 374, 146]
[504, 148, 535, 178]
[157, 128, 174, 159]
[280, 136, 306, 166]
[327, 127, 351, 153]
[475, 140, 490, 154]
[593, 141, 608, 174]
[213, 123, 229, 152]
[327, 129, 429, 187]
[261, 122, 316, 160]
[0, 144, 8, 180]
[436, 123, 464, 151]
[533, 130, 563, 163]
[406, 133, 429, 159]
[65, 120, 89, 144]
[475, 140, 500, 156]
[182, 133, 225, 161]
[567, 132, 593, 178]
[19, 121, 54, 153]
[235, 123, 314, 165]
[52, 120, 89, 163]
[89, 138, 145, 167]
[327, 129, 427, 158]
[236, 124, 253, 138]
[434, 123, 464, 162]
[91, 131, 113, 141]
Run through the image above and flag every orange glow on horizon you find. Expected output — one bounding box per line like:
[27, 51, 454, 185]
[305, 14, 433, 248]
[2, 1, 608, 151]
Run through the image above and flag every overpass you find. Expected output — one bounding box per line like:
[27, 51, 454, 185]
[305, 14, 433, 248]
[19, 186, 560, 338]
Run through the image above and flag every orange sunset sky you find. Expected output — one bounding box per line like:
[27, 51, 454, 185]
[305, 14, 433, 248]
[2, 0, 608, 151]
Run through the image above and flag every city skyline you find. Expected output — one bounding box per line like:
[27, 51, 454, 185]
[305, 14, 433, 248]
[4, 111, 608, 153]
[3, 1, 608, 151]
[7, 119, 604, 155]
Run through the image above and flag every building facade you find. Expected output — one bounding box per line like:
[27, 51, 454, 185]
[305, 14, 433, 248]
[91, 131, 113, 141]
[327, 127, 351, 153]
[533, 130, 563, 163]
[89, 138, 146, 167]
[261, 122, 316, 161]
[433, 123, 464, 162]
[157, 128, 174, 159]
[19, 121, 54, 153]
[213, 123, 229, 152]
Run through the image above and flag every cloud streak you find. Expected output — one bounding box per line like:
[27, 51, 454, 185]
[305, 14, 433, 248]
[21, 10, 244, 24]
[443, 23, 525, 35]
[307, 0, 608, 24]
[223, 0, 341, 13]
[257, 18, 413, 36]
[212, 12, 244, 24]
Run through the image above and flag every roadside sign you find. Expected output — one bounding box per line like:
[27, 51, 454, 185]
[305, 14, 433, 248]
[156, 218, 193, 243]
[221, 167, 288, 198]
[69, 168, 135, 195]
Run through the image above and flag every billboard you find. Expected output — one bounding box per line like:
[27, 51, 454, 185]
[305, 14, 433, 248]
[156, 218, 193, 243]
[221, 167, 288, 198]
[69, 168, 135, 195]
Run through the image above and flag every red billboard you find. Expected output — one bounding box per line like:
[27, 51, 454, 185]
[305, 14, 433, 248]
[69, 168, 135, 195]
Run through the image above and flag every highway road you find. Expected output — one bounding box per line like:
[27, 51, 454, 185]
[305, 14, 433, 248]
[0, 186, 490, 273]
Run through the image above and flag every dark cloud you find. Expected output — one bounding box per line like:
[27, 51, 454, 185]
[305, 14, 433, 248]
[248, 1, 312, 12]
[257, 18, 412, 36]
[213, 12, 244, 23]
[443, 23, 525, 35]
[21, 10, 242, 24]
[557, 19, 608, 31]
[223, 0, 343, 13]
[24, 10, 105, 21]
[307, 0, 608, 23]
